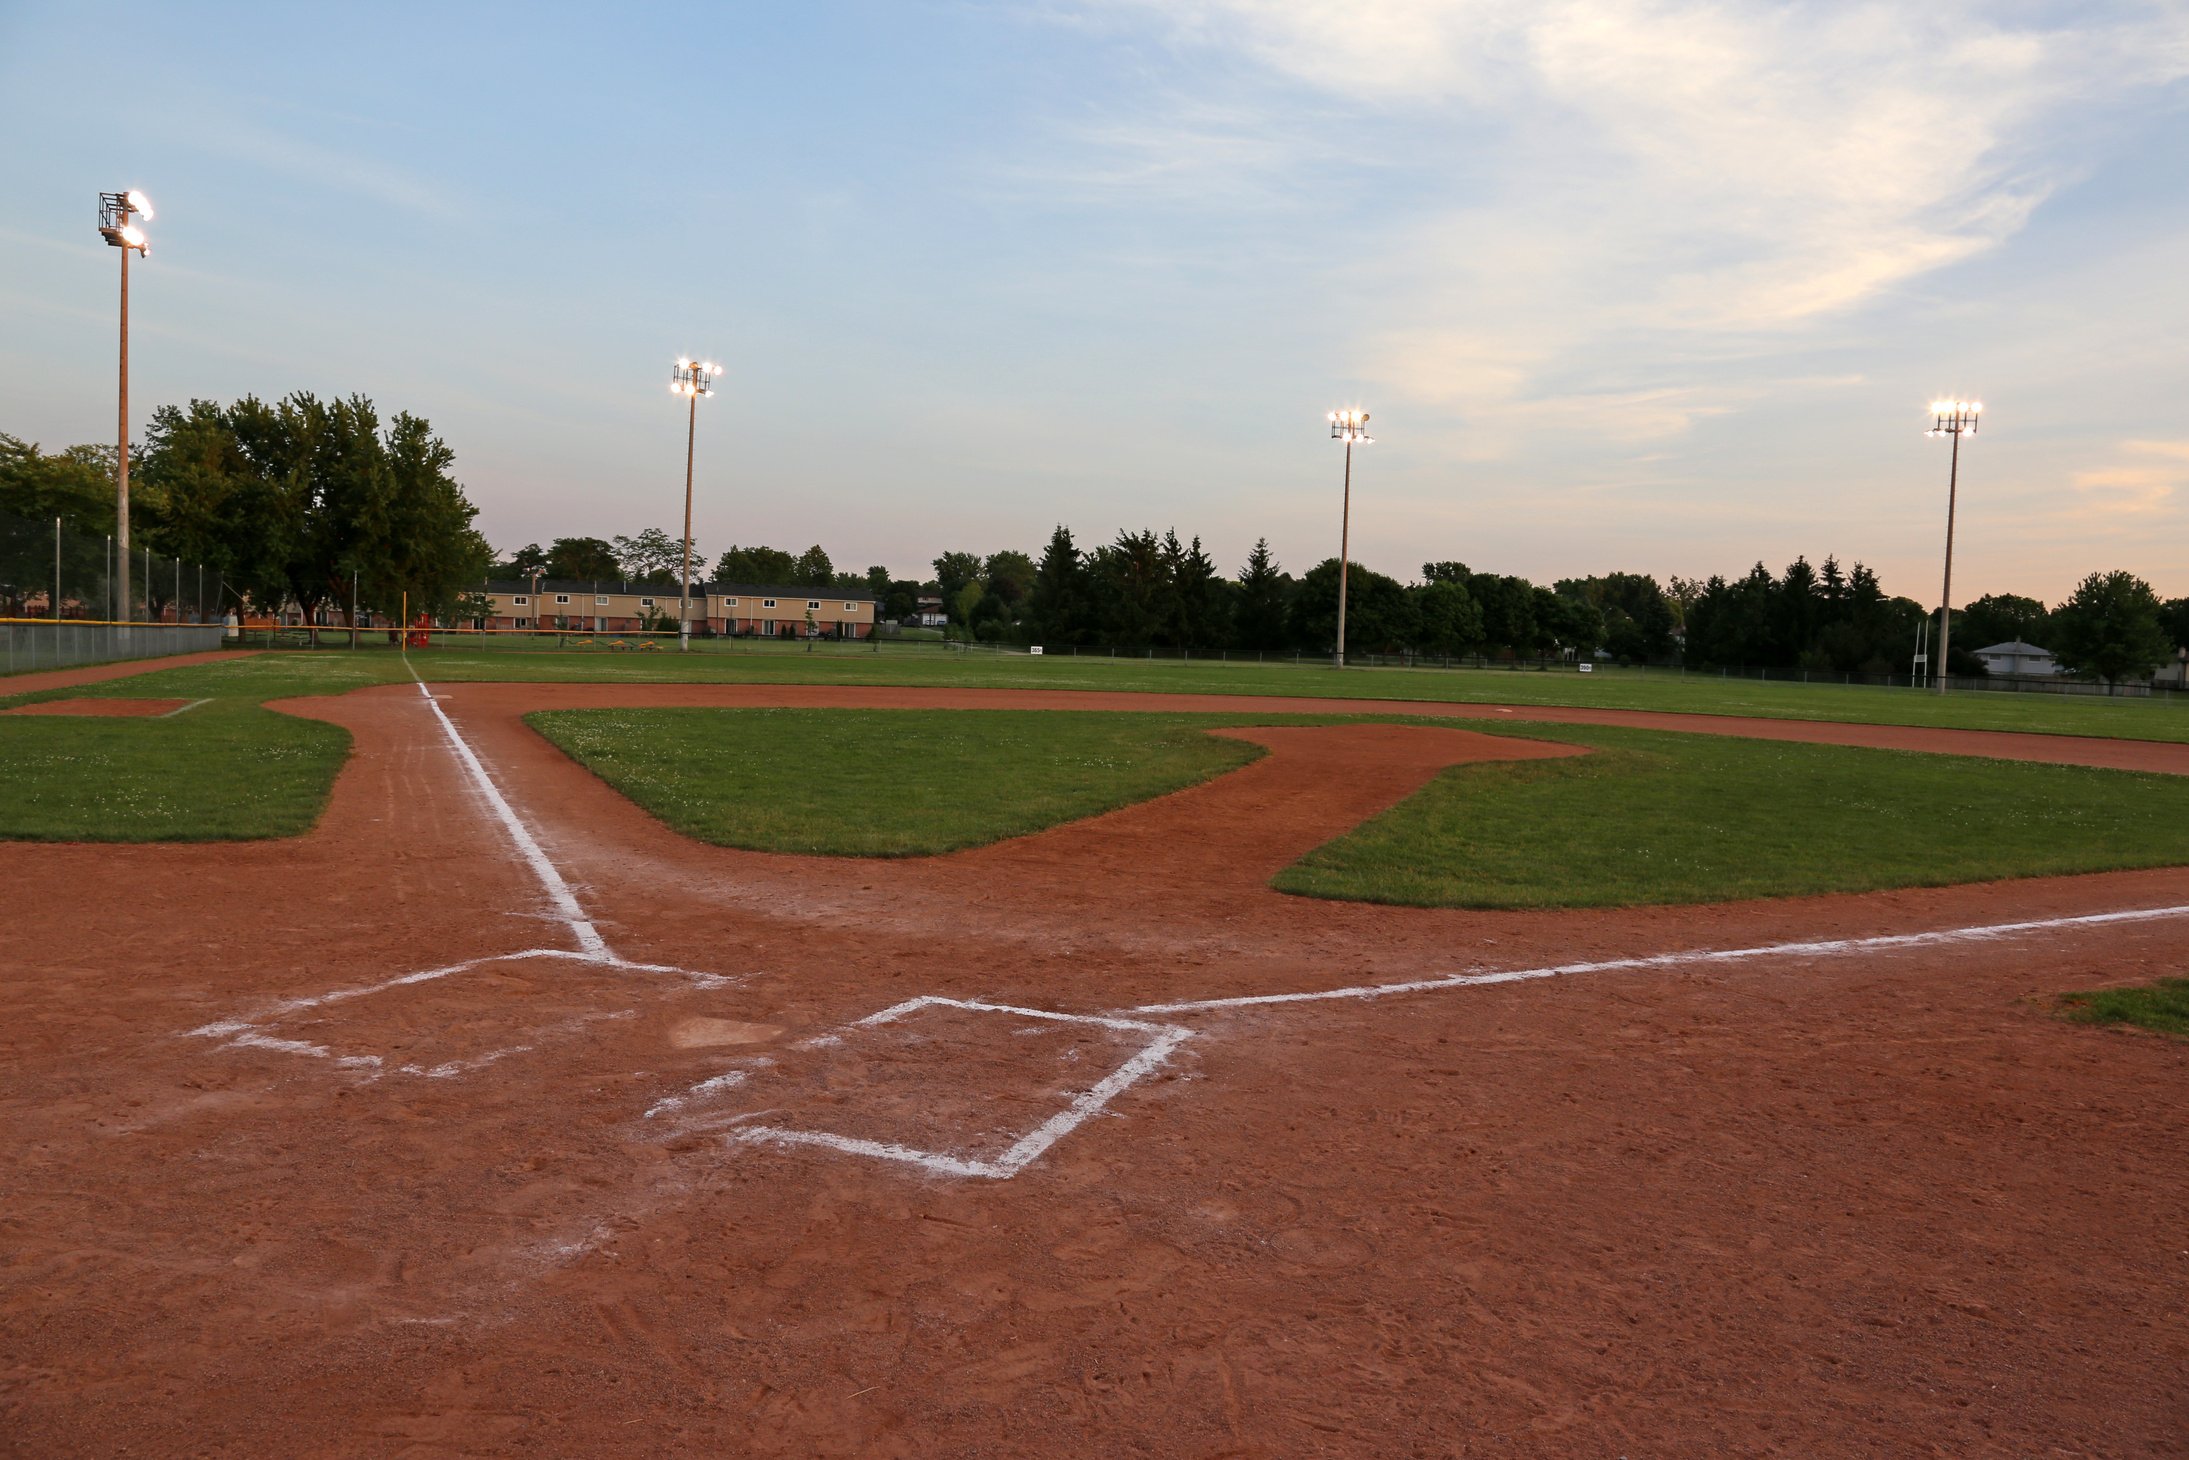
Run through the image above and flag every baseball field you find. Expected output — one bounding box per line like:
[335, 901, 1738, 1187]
[4, 645, 2185, 1456]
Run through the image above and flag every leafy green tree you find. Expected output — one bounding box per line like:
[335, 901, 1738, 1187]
[1421, 560, 1471, 585]
[983, 549, 1037, 608]
[2050, 571, 2174, 686]
[932, 551, 984, 626]
[615, 527, 691, 584]
[1469, 573, 1539, 657]
[864, 564, 891, 600]
[1288, 558, 1410, 655]
[713, 544, 799, 584]
[1959, 592, 2050, 649]
[2164, 597, 2189, 653]
[0, 434, 115, 531]
[1234, 538, 1291, 651]
[545, 536, 620, 580]
[1411, 577, 1483, 656]
[793, 544, 834, 586]
[495, 543, 548, 578]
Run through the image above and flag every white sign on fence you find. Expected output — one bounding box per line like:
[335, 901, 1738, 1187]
[1578, 661, 1593, 674]
[1030, 645, 1044, 656]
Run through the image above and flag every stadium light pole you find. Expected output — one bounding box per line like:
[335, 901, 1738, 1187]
[1925, 398, 1980, 694]
[1327, 408, 1372, 668]
[669, 357, 723, 651]
[97, 189, 152, 629]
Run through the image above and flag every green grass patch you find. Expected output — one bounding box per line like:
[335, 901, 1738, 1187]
[526, 707, 1264, 855]
[0, 653, 389, 841]
[1273, 724, 2189, 908]
[2056, 978, 2189, 1039]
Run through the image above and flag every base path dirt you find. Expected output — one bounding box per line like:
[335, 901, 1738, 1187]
[1, 696, 194, 717]
[0, 647, 251, 697]
[1, 679, 2184, 1457]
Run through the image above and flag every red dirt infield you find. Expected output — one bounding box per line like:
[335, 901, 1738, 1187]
[1, 696, 193, 717]
[2, 678, 2185, 1457]
[0, 647, 250, 696]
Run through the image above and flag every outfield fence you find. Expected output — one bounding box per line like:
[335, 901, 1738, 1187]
[2, 619, 230, 675]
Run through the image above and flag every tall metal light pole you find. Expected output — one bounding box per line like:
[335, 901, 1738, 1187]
[97, 189, 153, 629]
[1327, 408, 1372, 668]
[669, 358, 722, 651]
[1926, 398, 1981, 694]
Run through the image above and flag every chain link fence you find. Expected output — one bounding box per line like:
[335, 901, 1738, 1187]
[1, 508, 231, 674]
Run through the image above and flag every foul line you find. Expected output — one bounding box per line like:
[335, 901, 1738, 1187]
[1130, 902, 2189, 1015]
[410, 678, 607, 957]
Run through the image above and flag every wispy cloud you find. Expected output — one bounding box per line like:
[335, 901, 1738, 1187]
[2072, 438, 2189, 517]
[1057, 1, 2189, 449]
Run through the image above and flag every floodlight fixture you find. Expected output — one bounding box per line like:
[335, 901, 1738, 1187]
[668, 357, 722, 649]
[1327, 406, 1373, 668]
[98, 189, 155, 629]
[1925, 394, 1982, 695]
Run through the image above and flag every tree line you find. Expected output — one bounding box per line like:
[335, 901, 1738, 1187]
[3, 395, 489, 625]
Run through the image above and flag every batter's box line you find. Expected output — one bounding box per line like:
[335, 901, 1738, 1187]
[722, 996, 1193, 1181]
[182, 946, 737, 1081]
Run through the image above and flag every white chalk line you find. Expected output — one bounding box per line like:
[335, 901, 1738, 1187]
[1129, 902, 2189, 1015]
[159, 697, 211, 718]
[411, 679, 606, 957]
[710, 997, 1195, 1180]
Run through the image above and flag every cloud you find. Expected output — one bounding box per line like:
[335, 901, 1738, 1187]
[2071, 438, 2189, 516]
[1057, 0, 2189, 449]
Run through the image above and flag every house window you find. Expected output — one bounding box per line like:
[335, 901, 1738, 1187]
[640, 598, 655, 608]
[512, 595, 529, 606]
[807, 600, 821, 610]
[763, 598, 776, 608]
[843, 602, 857, 612]
[595, 595, 609, 606]
[555, 594, 570, 604]
[723, 597, 738, 607]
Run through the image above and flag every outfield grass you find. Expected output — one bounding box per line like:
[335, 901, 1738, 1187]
[0, 654, 379, 840]
[2055, 978, 2189, 1040]
[400, 645, 2189, 744]
[529, 706, 2189, 905]
[526, 707, 1263, 855]
[1275, 723, 2189, 907]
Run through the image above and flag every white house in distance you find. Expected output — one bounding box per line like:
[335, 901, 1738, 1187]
[1973, 640, 2061, 677]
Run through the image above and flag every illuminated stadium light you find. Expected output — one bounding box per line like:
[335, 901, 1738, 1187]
[668, 358, 722, 649]
[1925, 395, 1983, 695]
[97, 190, 154, 627]
[1326, 407, 1372, 669]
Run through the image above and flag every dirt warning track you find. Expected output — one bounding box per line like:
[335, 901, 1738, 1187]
[2, 678, 2186, 1457]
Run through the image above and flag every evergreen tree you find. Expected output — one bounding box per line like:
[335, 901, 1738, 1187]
[1234, 539, 1290, 651]
[1028, 526, 1088, 644]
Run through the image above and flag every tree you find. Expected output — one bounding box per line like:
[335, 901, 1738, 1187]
[0, 434, 115, 531]
[714, 544, 798, 585]
[1028, 526, 1089, 645]
[2164, 597, 2189, 654]
[495, 543, 548, 578]
[864, 565, 892, 600]
[983, 549, 1037, 609]
[615, 528, 691, 584]
[1411, 577, 1483, 656]
[1960, 592, 2050, 649]
[1161, 530, 1227, 649]
[545, 536, 620, 580]
[933, 551, 984, 628]
[1234, 539, 1291, 651]
[2050, 571, 2174, 687]
[793, 544, 834, 586]
[1289, 558, 1410, 655]
[1089, 530, 1167, 645]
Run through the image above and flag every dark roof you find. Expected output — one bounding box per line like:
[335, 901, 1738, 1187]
[482, 578, 872, 602]
[1973, 640, 2055, 656]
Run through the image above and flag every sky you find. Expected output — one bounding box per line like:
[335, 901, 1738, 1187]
[2, 0, 2185, 604]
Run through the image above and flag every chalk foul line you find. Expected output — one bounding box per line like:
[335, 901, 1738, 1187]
[1128, 902, 2189, 1015]
[412, 679, 607, 956]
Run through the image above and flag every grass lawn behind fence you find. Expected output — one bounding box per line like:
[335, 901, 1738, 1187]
[1275, 723, 2189, 907]
[526, 707, 1263, 855]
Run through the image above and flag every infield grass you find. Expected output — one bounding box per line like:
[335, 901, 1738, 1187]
[2055, 978, 2189, 1040]
[1276, 724, 2189, 907]
[526, 706, 1262, 855]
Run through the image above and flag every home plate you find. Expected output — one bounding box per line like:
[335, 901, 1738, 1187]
[688, 996, 1195, 1180]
